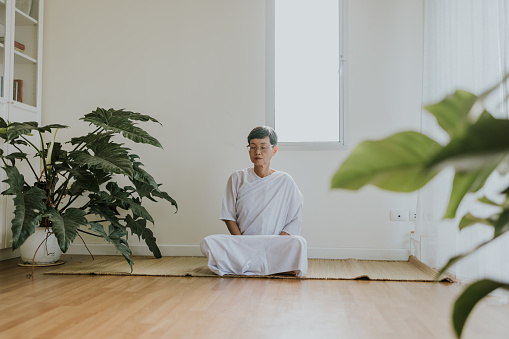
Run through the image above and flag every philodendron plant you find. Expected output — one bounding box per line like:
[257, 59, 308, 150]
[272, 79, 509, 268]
[331, 78, 509, 338]
[0, 108, 177, 270]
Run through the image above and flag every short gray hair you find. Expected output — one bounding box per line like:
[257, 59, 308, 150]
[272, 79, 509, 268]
[247, 126, 278, 146]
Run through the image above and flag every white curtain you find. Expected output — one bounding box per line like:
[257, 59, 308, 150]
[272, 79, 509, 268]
[416, 0, 509, 283]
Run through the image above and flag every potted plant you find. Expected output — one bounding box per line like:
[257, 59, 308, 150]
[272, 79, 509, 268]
[331, 78, 509, 338]
[0, 108, 177, 270]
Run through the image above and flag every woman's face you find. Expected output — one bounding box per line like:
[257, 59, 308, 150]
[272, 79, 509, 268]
[248, 137, 278, 167]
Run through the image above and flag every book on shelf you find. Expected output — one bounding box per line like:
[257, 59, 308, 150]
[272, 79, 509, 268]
[14, 41, 25, 51]
[13, 79, 23, 103]
[0, 38, 26, 52]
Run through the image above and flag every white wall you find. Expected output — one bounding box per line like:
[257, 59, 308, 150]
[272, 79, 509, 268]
[40, 0, 424, 260]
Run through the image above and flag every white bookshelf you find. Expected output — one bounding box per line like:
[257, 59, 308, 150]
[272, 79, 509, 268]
[14, 49, 36, 63]
[15, 7, 37, 25]
[0, 0, 43, 250]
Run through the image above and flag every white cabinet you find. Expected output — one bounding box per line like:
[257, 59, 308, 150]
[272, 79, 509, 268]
[0, 0, 43, 250]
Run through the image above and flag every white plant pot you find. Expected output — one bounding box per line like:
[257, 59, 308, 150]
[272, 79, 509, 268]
[20, 227, 62, 264]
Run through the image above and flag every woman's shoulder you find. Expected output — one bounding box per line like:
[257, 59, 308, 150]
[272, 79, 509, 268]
[271, 169, 291, 178]
[229, 168, 258, 183]
[271, 170, 298, 184]
[230, 167, 254, 177]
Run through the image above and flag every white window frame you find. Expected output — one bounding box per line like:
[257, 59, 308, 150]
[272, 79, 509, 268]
[265, 0, 349, 150]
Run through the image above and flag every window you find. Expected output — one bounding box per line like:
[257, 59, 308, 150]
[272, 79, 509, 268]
[266, 0, 348, 149]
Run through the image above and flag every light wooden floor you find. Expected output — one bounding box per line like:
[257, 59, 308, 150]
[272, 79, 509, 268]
[1, 255, 508, 339]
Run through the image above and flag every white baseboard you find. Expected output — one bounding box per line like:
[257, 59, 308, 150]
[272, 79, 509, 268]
[67, 244, 411, 261]
[66, 244, 202, 257]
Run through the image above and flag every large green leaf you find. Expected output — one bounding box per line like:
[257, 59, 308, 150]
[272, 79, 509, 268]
[424, 90, 477, 138]
[452, 279, 509, 338]
[70, 137, 133, 177]
[1, 120, 64, 141]
[477, 196, 501, 207]
[67, 174, 98, 196]
[86, 203, 123, 228]
[131, 155, 158, 189]
[45, 207, 87, 252]
[444, 161, 501, 219]
[151, 189, 178, 212]
[9, 139, 28, 146]
[128, 180, 178, 212]
[44, 141, 64, 164]
[130, 181, 159, 201]
[65, 166, 106, 196]
[2, 121, 38, 141]
[107, 225, 134, 271]
[78, 167, 111, 187]
[128, 156, 178, 210]
[85, 108, 161, 125]
[331, 131, 442, 192]
[3, 152, 29, 166]
[1, 166, 47, 249]
[85, 221, 133, 271]
[429, 117, 509, 170]
[125, 215, 161, 258]
[105, 182, 154, 223]
[458, 213, 496, 231]
[493, 209, 509, 238]
[81, 108, 162, 148]
[87, 222, 108, 238]
[116, 110, 161, 125]
[70, 131, 115, 147]
[36, 124, 68, 134]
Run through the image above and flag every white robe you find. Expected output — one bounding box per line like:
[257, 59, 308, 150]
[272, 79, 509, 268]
[201, 168, 308, 276]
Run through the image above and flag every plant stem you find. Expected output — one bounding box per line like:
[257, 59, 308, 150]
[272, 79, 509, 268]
[37, 131, 49, 181]
[29, 230, 54, 280]
[71, 127, 103, 152]
[54, 176, 72, 209]
[19, 135, 41, 155]
[77, 229, 103, 238]
[77, 232, 95, 260]
[59, 194, 80, 213]
[12, 144, 38, 179]
[20, 134, 46, 172]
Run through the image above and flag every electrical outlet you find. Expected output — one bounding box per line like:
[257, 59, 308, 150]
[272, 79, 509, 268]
[409, 210, 417, 221]
[390, 210, 408, 221]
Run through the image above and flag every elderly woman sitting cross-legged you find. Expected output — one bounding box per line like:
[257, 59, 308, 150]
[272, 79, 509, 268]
[200, 126, 308, 277]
